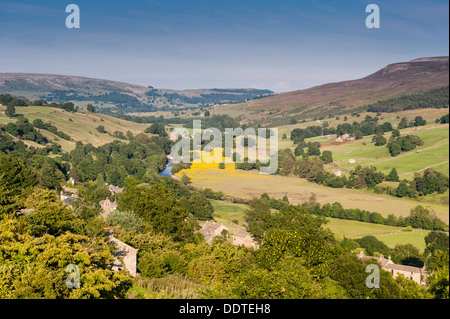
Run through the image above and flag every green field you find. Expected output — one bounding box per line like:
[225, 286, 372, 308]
[210, 199, 248, 232]
[208, 199, 431, 252]
[325, 218, 430, 252]
[372, 231, 431, 253]
[272, 109, 450, 181]
[322, 124, 449, 178]
[181, 167, 449, 223]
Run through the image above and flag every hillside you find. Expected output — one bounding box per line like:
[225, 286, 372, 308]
[0, 73, 273, 114]
[215, 57, 449, 125]
[0, 105, 150, 152]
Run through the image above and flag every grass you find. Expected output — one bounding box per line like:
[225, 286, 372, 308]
[0, 106, 150, 152]
[325, 218, 402, 239]
[210, 199, 248, 232]
[178, 166, 449, 224]
[128, 275, 202, 299]
[374, 152, 448, 176]
[372, 231, 431, 253]
[325, 218, 430, 252]
[272, 109, 449, 181]
[322, 124, 449, 179]
[207, 199, 433, 252]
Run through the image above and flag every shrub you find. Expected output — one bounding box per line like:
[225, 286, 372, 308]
[106, 210, 144, 233]
[96, 125, 106, 133]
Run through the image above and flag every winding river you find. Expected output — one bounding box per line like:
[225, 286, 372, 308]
[159, 157, 174, 177]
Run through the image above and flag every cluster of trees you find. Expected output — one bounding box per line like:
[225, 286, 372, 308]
[387, 134, 424, 156]
[293, 141, 333, 163]
[240, 198, 447, 299]
[290, 115, 401, 146]
[145, 122, 168, 137]
[342, 231, 449, 273]
[1, 93, 78, 112]
[436, 113, 449, 124]
[1, 117, 49, 145]
[277, 149, 383, 189]
[303, 196, 447, 231]
[1, 93, 29, 107]
[397, 116, 427, 130]
[0, 157, 133, 298]
[1, 116, 73, 145]
[290, 125, 336, 143]
[275, 148, 449, 198]
[32, 118, 71, 141]
[366, 86, 449, 113]
[375, 168, 449, 199]
[64, 135, 170, 187]
[334, 115, 394, 139]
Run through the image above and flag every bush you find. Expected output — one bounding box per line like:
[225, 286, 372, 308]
[106, 210, 144, 233]
[96, 125, 106, 133]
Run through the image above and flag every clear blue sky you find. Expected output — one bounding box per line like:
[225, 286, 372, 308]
[0, 0, 448, 91]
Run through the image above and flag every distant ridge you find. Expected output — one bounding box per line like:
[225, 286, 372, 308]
[220, 57, 449, 124]
[0, 73, 274, 113]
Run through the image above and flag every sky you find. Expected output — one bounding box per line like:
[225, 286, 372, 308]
[0, 0, 448, 92]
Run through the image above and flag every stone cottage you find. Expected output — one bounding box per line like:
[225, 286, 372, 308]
[357, 251, 427, 285]
[108, 233, 138, 277]
[107, 184, 123, 195]
[197, 221, 229, 243]
[232, 230, 259, 249]
[99, 198, 117, 218]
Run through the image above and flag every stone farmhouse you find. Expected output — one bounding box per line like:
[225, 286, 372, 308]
[232, 230, 259, 249]
[99, 198, 118, 218]
[197, 221, 229, 243]
[107, 184, 123, 195]
[198, 222, 259, 249]
[357, 251, 427, 285]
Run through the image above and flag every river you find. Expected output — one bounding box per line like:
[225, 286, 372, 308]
[159, 157, 173, 177]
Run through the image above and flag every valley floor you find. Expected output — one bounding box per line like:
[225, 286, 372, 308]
[176, 167, 449, 224]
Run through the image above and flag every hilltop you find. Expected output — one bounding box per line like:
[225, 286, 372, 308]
[214, 57, 449, 125]
[0, 73, 273, 114]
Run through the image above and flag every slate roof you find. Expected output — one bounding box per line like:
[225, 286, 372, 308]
[385, 263, 423, 274]
[234, 231, 251, 238]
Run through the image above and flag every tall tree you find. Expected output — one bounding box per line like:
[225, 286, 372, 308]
[5, 104, 15, 118]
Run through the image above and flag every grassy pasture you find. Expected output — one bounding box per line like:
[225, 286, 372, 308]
[0, 106, 149, 152]
[208, 199, 432, 252]
[177, 167, 449, 223]
[210, 199, 248, 232]
[322, 124, 449, 178]
[274, 109, 449, 179]
[325, 218, 431, 252]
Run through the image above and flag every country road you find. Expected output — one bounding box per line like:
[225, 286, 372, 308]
[399, 160, 450, 176]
